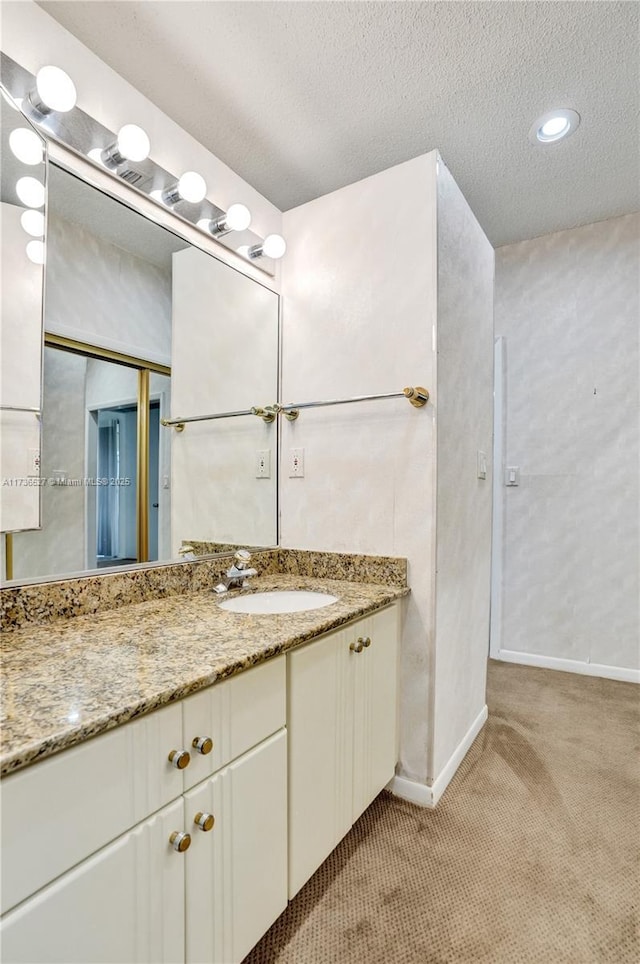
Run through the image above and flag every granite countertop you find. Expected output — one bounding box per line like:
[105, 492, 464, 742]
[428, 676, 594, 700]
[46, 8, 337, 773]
[1, 574, 409, 777]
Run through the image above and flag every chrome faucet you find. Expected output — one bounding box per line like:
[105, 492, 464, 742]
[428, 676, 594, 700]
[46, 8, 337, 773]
[214, 549, 258, 594]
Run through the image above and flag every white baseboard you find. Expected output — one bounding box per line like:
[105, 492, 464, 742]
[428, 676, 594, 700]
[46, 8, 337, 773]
[497, 649, 640, 684]
[387, 704, 488, 809]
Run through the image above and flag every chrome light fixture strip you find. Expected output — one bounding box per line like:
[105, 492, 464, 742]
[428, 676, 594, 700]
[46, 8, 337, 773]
[0, 53, 279, 276]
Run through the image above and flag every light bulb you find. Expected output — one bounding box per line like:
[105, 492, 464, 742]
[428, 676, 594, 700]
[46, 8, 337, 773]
[530, 109, 580, 145]
[33, 65, 76, 113]
[26, 240, 45, 264]
[161, 171, 207, 206]
[262, 234, 287, 259]
[225, 203, 252, 232]
[540, 117, 569, 139]
[114, 124, 150, 162]
[16, 176, 45, 209]
[20, 210, 45, 237]
[9, 128, 43, 166]
[205, 203, 252, 237]
[178, 171, 207, 203]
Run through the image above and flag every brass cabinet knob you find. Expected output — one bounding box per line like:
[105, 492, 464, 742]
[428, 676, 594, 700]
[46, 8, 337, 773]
[194, 811, 215, 832]
[192, 736, 213, 755]
[168, 749, 191, 769]
[362, 636, 372, 648]
[349, 640, 364, 654]
[169, 831, 191, 853]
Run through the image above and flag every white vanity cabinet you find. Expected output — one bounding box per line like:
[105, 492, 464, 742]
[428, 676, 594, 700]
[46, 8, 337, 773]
[0, 798, 187, 964]
[0, 656, 287, 964]
[287, 603, 400, 897]
[185, 730, 287, 964]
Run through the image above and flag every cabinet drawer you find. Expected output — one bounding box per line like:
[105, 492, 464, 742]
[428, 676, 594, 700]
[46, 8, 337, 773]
[1, 701, 183, 915]
[182, 656, 286, 790]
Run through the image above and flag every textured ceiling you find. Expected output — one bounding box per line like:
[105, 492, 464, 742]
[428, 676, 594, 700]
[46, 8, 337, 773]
[37, 1, 639, 246]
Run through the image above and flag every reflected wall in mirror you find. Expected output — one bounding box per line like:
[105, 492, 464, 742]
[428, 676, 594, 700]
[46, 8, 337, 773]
[0, 86, 46, 534]
[4, 161, 279, 584]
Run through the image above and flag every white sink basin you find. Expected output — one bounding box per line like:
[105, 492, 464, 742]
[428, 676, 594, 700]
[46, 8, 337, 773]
[218, 590, 339, 615]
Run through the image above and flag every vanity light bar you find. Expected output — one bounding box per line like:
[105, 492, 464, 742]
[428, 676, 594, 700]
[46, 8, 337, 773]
[160, 388, 429, 431]
[1, 53, 285, 275]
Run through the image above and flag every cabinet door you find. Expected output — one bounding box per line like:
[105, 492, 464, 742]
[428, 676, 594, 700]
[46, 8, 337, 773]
[351, 605, 400, 822]
[182, 655, 285, 791]
[287, 626, 355, 898]
[185, 730, 287, 964]
[0, 798, 186, 964]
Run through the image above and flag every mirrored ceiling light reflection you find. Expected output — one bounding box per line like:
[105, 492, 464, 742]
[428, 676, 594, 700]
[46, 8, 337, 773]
[9, 127, 44, 165]
[26, 239, 45, 264]
[20, 209, 45, 237]
[16, 176, 45, 208]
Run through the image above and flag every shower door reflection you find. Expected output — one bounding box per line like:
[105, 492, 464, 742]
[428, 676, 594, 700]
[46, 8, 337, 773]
[10, 347, 170, 580]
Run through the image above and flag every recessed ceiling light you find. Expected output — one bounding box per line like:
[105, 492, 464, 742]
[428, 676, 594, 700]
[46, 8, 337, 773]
[529, 109, 580, 145]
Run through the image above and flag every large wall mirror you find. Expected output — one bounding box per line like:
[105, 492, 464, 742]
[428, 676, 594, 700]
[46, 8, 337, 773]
[0, 86, 46, 539]
[2, 153, 279, 584]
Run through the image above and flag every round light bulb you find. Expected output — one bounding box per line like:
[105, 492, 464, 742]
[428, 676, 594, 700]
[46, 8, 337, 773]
[20, 210, 45, 237]
[225, 203, 252, 232]
[530, 108, 580, 145]
[262, 234, 287, 259]
[9, 128, 44, 166]
[35, 65, 77, 113]
[178, 171, 207, 203]
[540, 117, 569, 139]
[26, 240, 45, 265]
[116, 124, 150, 162]
[16, 176, 45, 209]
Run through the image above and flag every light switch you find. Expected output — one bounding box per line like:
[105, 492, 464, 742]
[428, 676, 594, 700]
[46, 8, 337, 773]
[477, 450, 487, 480]
[505, 466, 520, 486]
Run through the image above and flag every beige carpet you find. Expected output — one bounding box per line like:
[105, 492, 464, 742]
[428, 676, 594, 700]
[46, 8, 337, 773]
[245, 660, 639, 964]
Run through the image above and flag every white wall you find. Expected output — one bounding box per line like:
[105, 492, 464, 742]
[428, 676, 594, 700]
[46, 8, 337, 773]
[432, 162, 494, 778]
[46, 212, 172, 366]
[494, 213, 640, 682]
[281, 153, 495, 797]
[281, 154, 439, 786]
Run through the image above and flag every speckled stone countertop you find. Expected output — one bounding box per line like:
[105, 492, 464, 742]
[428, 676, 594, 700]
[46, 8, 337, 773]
[1, 575, 408, 778]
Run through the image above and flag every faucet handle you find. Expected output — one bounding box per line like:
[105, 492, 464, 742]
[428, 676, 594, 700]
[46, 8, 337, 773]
[234, 549, 252, 570]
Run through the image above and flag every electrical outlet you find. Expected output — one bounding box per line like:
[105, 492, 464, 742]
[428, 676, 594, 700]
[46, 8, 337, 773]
[477, 450, 487, 480]
[255, 449, 271, 479]
[289, 448, 304, 478]
[27, 448, 40, 476]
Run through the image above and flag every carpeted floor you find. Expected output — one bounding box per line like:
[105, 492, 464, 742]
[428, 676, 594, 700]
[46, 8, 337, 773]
[245, 659, 639, 964]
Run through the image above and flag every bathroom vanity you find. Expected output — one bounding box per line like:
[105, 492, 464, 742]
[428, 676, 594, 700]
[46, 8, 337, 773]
[0, 572, 405, 964]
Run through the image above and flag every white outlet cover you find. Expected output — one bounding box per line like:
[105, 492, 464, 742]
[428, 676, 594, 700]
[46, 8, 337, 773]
[289, 447, 305, 478]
